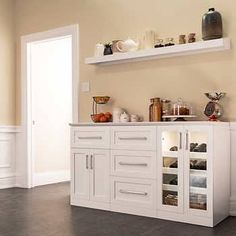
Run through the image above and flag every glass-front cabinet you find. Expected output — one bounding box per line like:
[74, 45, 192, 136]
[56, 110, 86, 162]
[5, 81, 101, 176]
[185, 126, 211, 216]
[158, 126, 212, 216]
[158, 126, 184, 213]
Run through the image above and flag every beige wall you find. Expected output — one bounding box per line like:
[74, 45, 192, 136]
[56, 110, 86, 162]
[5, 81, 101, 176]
[0, 0, 15, 125]
[14, 0, 236, 122]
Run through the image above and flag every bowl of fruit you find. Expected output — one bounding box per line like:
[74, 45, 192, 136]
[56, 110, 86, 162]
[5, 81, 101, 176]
[91, 112, 112, 123]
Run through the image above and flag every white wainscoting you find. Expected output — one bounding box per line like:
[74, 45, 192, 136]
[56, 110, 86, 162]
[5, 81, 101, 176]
[0, 126, 19, 189]
[230, 123, 236, 216]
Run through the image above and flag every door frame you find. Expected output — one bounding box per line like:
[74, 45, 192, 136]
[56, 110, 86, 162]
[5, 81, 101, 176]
[17, 25, 79, 188]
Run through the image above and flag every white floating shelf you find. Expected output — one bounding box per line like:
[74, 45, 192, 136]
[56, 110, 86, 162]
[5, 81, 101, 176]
[85, 38, 230, 65]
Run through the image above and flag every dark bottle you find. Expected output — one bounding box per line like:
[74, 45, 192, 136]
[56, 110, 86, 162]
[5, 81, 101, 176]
[104, 44, 113, 55]
[202, 8, 223, 41]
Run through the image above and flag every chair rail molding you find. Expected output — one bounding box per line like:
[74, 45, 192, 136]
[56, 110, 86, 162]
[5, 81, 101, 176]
[230, 122, 236, 216]
[0, 126, 20, 189]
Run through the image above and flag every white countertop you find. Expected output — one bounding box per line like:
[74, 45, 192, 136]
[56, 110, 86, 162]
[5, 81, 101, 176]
[70, 121, 230, 127]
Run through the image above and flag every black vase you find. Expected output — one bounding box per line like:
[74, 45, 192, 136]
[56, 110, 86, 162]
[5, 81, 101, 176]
[202, 8, 223, 41]
[104, 45, 113, 55]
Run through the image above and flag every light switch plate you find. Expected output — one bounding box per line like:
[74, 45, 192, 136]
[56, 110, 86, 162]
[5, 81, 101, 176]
[81, 81, 90, 92]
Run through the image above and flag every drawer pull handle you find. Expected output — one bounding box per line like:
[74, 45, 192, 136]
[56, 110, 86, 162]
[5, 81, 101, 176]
[119, 162, 148, 166]
[90, 155, 93, 169]
[86, 155, 89, 169]
[118, 137, 148, 141]
[186, 132, 189, 150]
[119, 189, 148, 196]
[78, 136, 102, 140]
[179, 132, 182, 150]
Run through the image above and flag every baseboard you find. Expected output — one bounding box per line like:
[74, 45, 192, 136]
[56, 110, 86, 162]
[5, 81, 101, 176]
[230, 197, 236, 216]
[0, 175, 16, 189]
[33, 170, 70, 187]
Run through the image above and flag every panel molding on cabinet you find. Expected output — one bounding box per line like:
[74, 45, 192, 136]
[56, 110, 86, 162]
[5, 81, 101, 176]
[90, 149, 110, 203]
[111, 176, 157, 210]
[71, 127, 110, 149]
[72, 150, 90, 201]
[111, 150, 156, 179]
[111, 126, 157, 150]
[71, 148, 110, 206]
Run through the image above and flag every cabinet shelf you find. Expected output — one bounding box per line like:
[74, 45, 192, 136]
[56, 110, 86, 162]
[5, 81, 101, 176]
[163, 151, 178, 158]
[163, 184, 178, 192]
[85, 38, 230, 65]
[190, 187, 207, 195]
[163, 167, 178, 175]
[190, 169, 207, 176]
[189, 152, 208, 160]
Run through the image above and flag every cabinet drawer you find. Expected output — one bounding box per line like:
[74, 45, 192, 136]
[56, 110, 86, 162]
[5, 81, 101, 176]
[71, 127, 110, 149]
[111, 126, 156, 150]
[111, 177, 156, 209]
[111, 150, 156, 179]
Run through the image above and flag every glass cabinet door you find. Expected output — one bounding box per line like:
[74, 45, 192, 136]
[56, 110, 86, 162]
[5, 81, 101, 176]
[159, 127, 184, 213]
[185, 127, 211, 216]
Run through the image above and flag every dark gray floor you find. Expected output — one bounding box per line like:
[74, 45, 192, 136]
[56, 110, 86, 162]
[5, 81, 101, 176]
[0, 183, 235, 236]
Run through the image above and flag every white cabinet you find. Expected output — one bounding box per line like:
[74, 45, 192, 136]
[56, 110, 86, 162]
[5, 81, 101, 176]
[157, 125, 230, 226]
[71, 148, 110, 208]
[70, 122, 230, 227]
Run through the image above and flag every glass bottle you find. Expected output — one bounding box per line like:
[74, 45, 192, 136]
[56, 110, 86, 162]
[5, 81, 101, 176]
[171, 98, 192, 116]
[202, 8, 223, 41]
[149, 97, 162, 122]
[161, 99, 171, 121]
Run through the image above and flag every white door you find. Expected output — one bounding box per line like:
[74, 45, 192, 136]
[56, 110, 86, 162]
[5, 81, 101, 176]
[30, 36, 72, 185]
[73, 150, 90, 200]
[90, 149, 110, 203]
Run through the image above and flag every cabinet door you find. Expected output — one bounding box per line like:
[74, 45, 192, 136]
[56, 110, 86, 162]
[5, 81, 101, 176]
[72, 150, 90, 200]
[157, 126, 184, 213]
[184, 126, 212, 217]
[90, 149, 110, 203]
